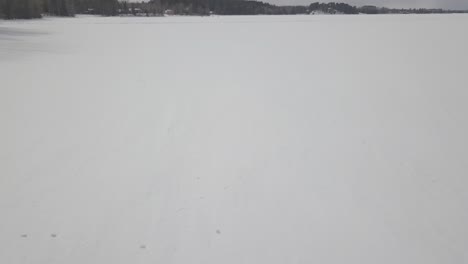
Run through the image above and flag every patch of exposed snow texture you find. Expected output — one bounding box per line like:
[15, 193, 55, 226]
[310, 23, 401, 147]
[1, 14, 468, 264]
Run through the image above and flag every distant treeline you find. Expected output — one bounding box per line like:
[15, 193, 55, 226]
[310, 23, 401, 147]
[0, 0, 119, 19]
[119, 1, 468, 16]
[1, 0, 467, 19]
[308, 3, 468, 14]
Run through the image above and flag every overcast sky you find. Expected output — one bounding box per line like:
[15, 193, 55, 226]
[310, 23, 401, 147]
[265, 0, 468, 9]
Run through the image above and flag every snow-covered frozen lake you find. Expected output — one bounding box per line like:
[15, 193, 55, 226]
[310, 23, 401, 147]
[1, 14, 468, 264]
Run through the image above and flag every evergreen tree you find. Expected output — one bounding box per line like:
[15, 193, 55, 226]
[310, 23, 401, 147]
[0, 0, 4, 18]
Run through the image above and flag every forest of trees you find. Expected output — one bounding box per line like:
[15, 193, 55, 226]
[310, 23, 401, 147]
[121, 0, 307, 16]
[0, 0, 120, 19]
[0, 0, 43, 19]
[1, 0, 466, 19]
[114, 1, 467, 16]
[309, 2, 357, 14]
[0, 0, 309, 18]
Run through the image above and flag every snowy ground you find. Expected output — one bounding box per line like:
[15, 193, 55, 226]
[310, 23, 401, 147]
[1, 14, 468, 264]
